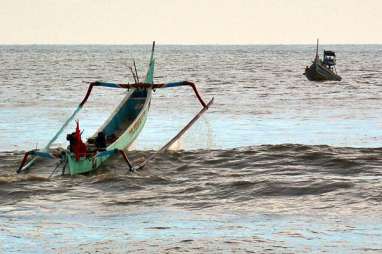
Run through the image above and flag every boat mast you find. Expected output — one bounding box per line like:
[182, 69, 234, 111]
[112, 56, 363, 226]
[315, 38, 319, 60]
[150, 41, 155, 62]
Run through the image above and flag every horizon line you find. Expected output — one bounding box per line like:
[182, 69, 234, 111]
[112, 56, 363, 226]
[1, 42, 382, 46]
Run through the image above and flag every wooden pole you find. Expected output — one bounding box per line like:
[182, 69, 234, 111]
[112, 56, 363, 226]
[316, 38, 319, 58]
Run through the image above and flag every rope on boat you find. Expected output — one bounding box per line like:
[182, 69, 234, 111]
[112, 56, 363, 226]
[133, 60, 140, 83]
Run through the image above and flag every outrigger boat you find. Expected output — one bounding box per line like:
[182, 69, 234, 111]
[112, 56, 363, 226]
[17, 42, 214, 176]
[304, 39, 342, 81]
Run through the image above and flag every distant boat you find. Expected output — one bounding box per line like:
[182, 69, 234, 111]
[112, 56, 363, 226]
[304, 39, 341, 81]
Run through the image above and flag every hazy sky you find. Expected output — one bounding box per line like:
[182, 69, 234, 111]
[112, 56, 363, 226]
[1, 0, 381, 44]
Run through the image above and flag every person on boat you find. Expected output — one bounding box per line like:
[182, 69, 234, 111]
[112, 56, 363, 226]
[66, 121, 87, 160]
[95, 132, 107, 151]
[66, 132, 77, 152]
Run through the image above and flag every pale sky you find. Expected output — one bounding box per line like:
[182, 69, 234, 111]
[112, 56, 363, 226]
[1, 0, 382, 44]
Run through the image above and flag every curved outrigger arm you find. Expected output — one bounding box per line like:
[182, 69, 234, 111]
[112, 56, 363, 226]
[17, 80, 212, 173]
[90, 80, 209, 108]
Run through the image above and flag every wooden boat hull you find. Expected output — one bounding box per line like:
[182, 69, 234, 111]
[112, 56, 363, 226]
[67, 154, 104, 175]
[67, 47, 155, 175]
[67, 97, 150, 175]
[304, 60, 341, 81]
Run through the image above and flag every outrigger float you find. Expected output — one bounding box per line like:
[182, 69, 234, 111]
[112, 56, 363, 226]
[17, 42, 214, 176]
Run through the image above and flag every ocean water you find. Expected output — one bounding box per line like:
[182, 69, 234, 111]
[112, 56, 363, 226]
[0, 45, 382, 253]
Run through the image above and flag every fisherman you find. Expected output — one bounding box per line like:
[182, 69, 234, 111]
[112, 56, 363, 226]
[66, 132, 77, 152]
[95, 132, 107, 151]
[66, 121, 87, 160]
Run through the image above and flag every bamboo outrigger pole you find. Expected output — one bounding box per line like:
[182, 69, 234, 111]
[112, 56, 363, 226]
[132, 97, 214, 171]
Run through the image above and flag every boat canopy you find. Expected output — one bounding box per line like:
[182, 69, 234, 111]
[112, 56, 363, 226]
[323, 50, 336, 66]
[324, 50, 336, 56]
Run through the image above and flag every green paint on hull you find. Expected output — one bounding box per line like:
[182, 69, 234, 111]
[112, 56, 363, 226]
[67, 103, 150, 175]
[67, 153, 104, 175]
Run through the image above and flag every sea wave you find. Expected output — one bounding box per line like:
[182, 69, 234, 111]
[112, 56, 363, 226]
[0, 145, 381, 213]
